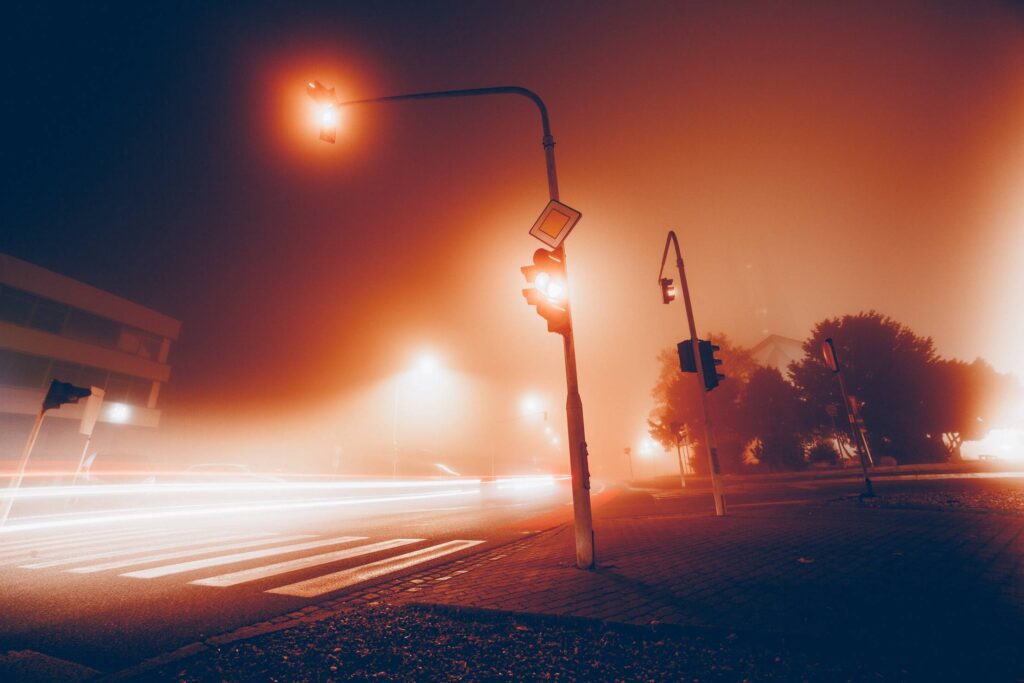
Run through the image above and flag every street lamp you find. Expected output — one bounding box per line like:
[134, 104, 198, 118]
[307, 81, 595, 569]
[392, 352, 443, 478]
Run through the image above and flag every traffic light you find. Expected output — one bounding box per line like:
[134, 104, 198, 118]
[677, 339, 697, 373]
[659, 278, 676, 304]
[699, 340, 725, 391]
[306, 80, 338, 143]
[521, 248, 570, 335]
[676, 339, 725, 391]
[42, 379, 91, 412]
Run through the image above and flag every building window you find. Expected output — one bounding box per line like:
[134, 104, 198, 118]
[0, 349, 51, 389]
[28, 298, 69, 335]
[0, 287, 34, 326]
[117, 327, 163, 360]
[65, 309, 121, 348]
[0, 285, 168, 363]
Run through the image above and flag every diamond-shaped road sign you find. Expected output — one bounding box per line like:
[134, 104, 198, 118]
[529, 199, 581, 248]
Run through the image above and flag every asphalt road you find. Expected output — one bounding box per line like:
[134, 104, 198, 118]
[1, 468, 1021, 676]
[0, 477, 576, 673]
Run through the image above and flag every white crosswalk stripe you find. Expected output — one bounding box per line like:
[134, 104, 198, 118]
[267, 539, 484, 598]
[0, 527, 125, 551]
[7, 528, 487, 598]
[19, 532, 274, 569]
[191, 538, 423, 588]
[122, 536, 366, 579]
[0, 528, 194, 566]
[0, 526, 174, 555]
[68, 534, 310, 574]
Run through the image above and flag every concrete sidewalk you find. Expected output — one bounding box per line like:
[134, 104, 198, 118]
[336, 493, 1024, 678]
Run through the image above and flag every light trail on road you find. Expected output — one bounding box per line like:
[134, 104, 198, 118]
[0, 488, 481, 535]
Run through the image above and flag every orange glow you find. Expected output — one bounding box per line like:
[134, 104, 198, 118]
[255, 48, 376, 170]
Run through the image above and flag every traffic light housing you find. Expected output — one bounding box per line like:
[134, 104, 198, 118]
[306, 80, 338, 144]
[42, 379, 91, 412]
[521, 248, 570, 335]
[676, 339, 725, 391]
[660, 278, 676, 304]
[677, 339, 697, 373]
[699, 340, 725, 391]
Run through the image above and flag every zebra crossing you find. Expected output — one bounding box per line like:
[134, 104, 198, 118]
[0, 525, 484, 598]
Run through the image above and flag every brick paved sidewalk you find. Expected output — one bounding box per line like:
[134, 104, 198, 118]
[332, 498, 1024, 678]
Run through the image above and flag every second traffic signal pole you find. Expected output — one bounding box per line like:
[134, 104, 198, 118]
[659, 231, 726, 516]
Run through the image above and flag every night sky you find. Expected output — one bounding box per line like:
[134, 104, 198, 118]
[4, 1, 1024, 474]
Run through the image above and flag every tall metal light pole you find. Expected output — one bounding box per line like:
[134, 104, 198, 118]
[308, 83, 595, 568]
[658, 231, 726, 516]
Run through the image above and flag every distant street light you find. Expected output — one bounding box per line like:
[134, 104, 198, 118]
[306, 81, 595, 569]
[392, 352, 443, 477]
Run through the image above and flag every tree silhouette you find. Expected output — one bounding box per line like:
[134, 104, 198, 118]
[930, 358, 1020, 459]
[736, 366, 809, 471]
[648, 335, 758, 474]
[791, 312, 945, 464]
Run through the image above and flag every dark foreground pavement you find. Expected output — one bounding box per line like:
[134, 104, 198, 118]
[122, 487, 1023, 681]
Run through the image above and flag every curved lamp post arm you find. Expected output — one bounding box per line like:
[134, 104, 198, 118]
[336, 86, 559, 201]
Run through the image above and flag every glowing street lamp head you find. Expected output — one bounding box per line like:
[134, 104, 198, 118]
[415, 353, 440, 375]
[520, 394, 542, 416]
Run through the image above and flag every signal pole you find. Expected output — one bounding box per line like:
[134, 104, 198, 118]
[659, 231, 726, 516]
[822, 339, 875, 497]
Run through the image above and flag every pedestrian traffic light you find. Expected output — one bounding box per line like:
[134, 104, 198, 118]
[521, 248, 570, 335]
[676, 339, 725, 391]
[699, 341, 725, 391]
[660, 278, 676, 304]
[42, 379, 91, 412]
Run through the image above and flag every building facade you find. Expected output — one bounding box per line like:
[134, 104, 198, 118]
[0, 253, 180, 455]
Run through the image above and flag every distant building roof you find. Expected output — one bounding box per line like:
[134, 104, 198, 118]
[750, 334, 804, 373]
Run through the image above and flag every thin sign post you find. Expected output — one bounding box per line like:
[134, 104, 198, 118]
[821, 338, 875, 497]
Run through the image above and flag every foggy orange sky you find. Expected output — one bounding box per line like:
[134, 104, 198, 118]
[5, 0, 1024, 476]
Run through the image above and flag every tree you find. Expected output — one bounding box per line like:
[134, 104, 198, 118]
[648, 335, 758, 474]
[736, 366, 808, 471]
[930, 358, 1020, 459]
[790, 312, 945, 464]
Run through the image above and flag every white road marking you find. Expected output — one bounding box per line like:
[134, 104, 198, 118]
[0, 528, 194, 566]
[0, 526, 132, 551]
[267, 539, 484, 598]
[68, 534, 306, 574]
[191, 538, 421, 588]
[19, 532, 272, 569]
[0, 526, 176, 555]
[122, 536, 364, 579]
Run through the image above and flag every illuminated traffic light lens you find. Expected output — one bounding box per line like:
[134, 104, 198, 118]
[545, 280, 566, 302]
[320, 106, 337, 126]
